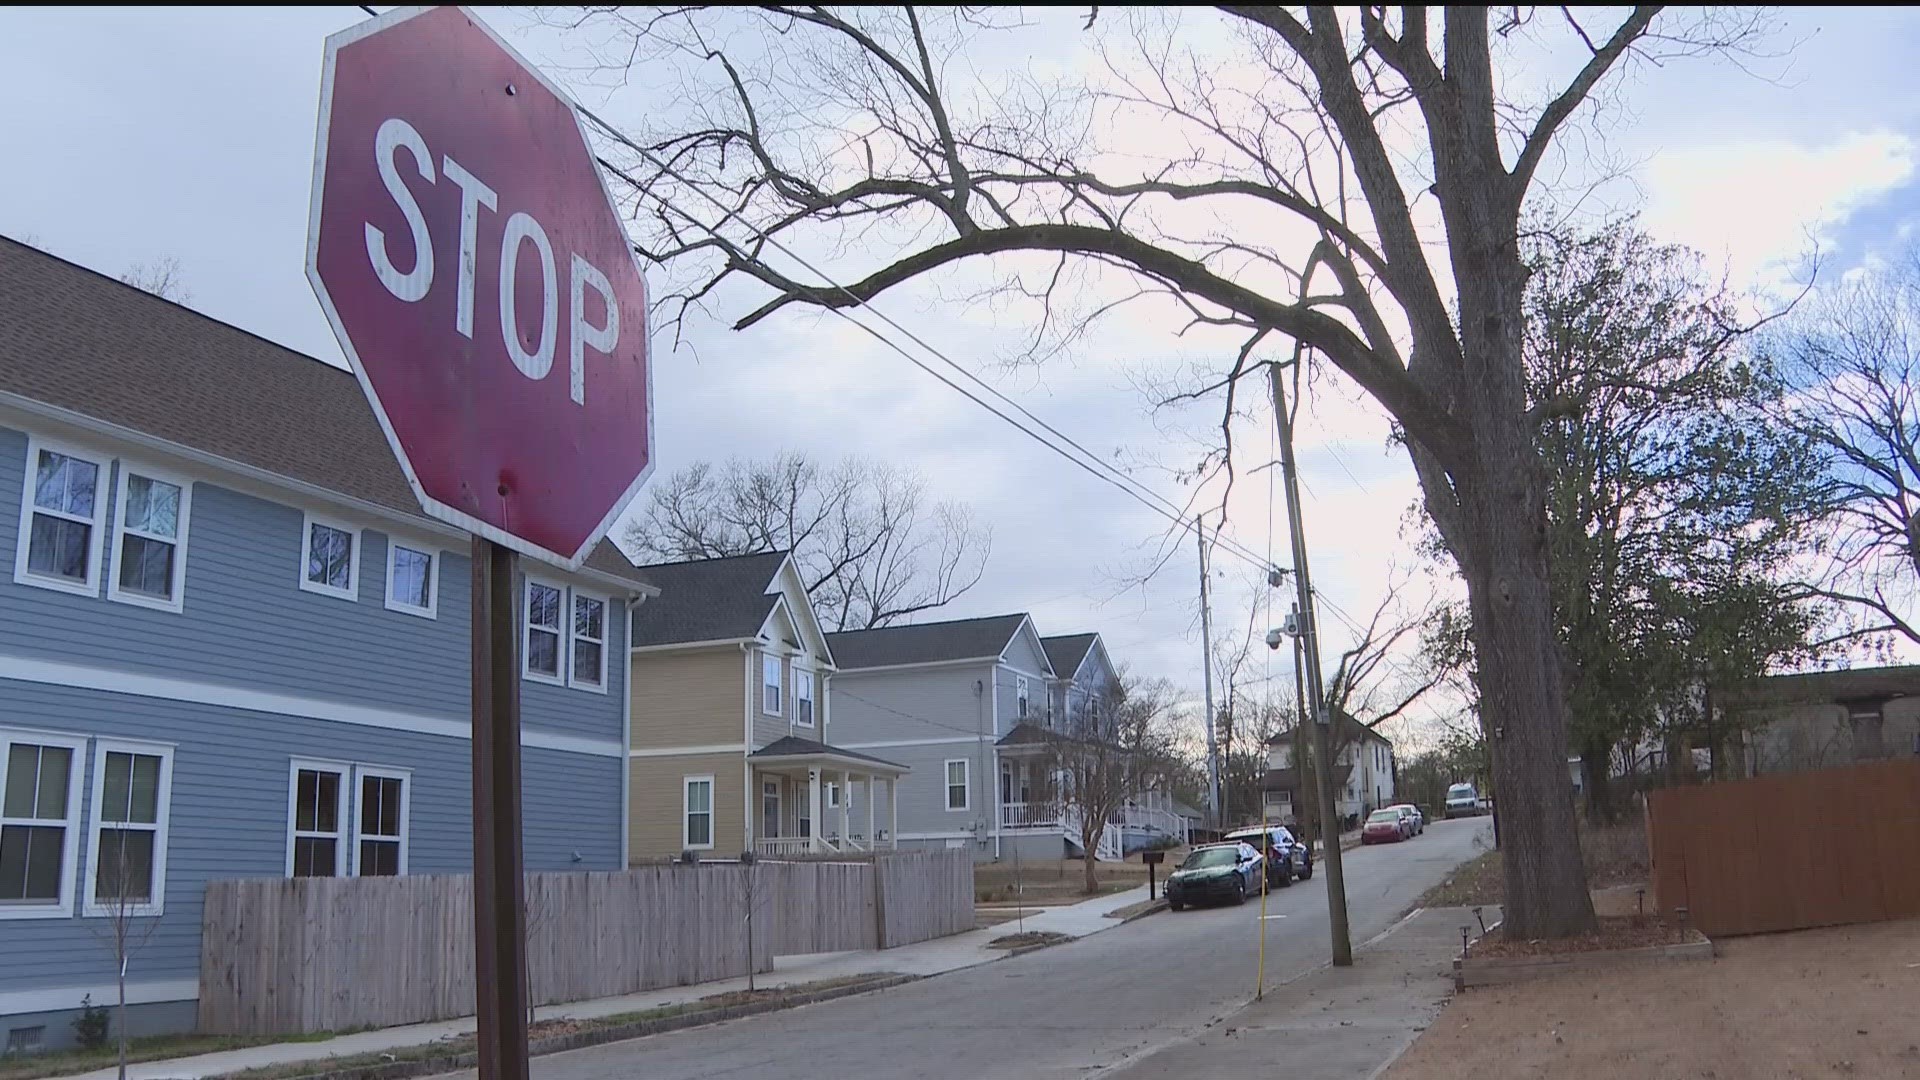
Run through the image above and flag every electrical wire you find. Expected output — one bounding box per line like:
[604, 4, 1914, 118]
[565, 104, 1287, 578]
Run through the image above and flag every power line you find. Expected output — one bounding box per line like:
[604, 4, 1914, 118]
[566, 105, 1287, 578]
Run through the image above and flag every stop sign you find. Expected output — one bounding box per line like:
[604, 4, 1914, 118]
[307, 6, 651, 569]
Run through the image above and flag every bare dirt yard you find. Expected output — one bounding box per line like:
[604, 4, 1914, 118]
[973, 847, 1184, 904]
[1388, 916, 1920, 1080]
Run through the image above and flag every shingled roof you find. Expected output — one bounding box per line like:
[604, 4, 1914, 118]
[0, 235, 649, 589]
[1040, 633, 1098, 680]
[827, 613, 1032, 671]
[629, 551, 791, 649]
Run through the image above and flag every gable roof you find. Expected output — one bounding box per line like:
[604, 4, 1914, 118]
[1267, 709, 1392, 748]
[628, 551, 791, 649]
[0, 236, 650, 591]
[827, 613, 1031, 671]
[747, 735, 906, 772]
[1040, 633, 1098, 680]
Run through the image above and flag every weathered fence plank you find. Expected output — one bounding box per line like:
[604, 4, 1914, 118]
[198, 852, 971, 1036]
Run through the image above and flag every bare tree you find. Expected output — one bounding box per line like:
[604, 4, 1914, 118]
[1778, 252, 1920, 646]
[89, 829, 162, 1080]
[624, 453, 990, 630]
[1044, 671, 1181, 894]
[564, 5, 1771, 936]
[118, 256, 191, 303]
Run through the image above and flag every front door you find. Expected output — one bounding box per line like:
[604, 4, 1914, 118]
[762, 780, 781, 839]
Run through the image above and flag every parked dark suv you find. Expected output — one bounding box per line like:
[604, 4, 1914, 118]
[1224, 824, 1313, 887]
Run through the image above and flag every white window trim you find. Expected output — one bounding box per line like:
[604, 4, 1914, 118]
[349, 764, 411, 877]
[793, 666, 815, 728]
[522, 577, 567, 686]
[382, 539, 439, 620]
[826, 780, 841, 809]
[105, 460, 194, 614]
[761, 652, 783, 717]
[567, 589, 609, 693]
[82, 737, 174, 918]
[283, 758, 349, 878]
[944, 758, 970, 812]
[1016, 676, 1029, 720]
[13, 436, 111, 599]
[682, 774, 716, 851]
[298, 513, 361, 601]
[0, 727, 87, 920]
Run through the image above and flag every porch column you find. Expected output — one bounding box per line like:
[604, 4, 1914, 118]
[866, 773, 877, 850]
[889, 777, 899, 849]
[839, 769, 852, 848]
[809, 768, 823, 853]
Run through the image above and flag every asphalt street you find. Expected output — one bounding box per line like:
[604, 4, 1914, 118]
[446, 817, 1493, 1080]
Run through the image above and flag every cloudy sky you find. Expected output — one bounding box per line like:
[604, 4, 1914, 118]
[4, 7, 1916, 746]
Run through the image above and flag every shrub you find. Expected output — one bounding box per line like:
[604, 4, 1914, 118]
[71, 995, 110, 1051]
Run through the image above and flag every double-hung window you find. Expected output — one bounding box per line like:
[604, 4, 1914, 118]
[0, 730, 85, 918]
[794, 668, 815, 727]
[288, 762, 346, 877]
[762, 653, 782, 715]
[354, 768, 408, 876]
[683, 776, 714, 850]
[85, 740, 173, 917]
[384, 542, 437, 619]
[524, 580, 565, 684]
[569, 592, 607, 691]
[107, 465, 191, 611]
[300, 515, 359, 600]
[286, 762, 406, 877]
[1016, 677, 1030, 720]
[944, 759, 969, 811]
[15, 441, 108, 596]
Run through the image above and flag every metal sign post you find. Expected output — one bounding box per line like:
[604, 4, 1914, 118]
[470, 538, 529, 1079]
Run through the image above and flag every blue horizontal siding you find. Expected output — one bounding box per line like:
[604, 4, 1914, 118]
[0, 679, 621, 1006]
[0, 426, 627, 745]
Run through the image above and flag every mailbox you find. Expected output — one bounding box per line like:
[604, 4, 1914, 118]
[1141, 849, 1166, 899]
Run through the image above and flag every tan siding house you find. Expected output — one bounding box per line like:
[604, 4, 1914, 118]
[625, 551, 906, 861]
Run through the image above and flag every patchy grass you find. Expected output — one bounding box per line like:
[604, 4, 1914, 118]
[1422, 848, 1504, 908]
[213, 975, 902, 1080]
[1419, 810, 1650, 910]
[1, 1030, 354, 1080]
[974, 848, 1185, 903]
[988, 931, 1073, 951]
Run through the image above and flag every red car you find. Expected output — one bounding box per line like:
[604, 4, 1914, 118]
[1361, 808, 1408, 844]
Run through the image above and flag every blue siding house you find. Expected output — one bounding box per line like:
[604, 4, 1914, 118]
[0, 237, 652, 1049]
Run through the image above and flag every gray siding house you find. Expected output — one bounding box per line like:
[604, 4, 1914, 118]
[826, 615, 1057, 862]
[0, 238, 650, 1048]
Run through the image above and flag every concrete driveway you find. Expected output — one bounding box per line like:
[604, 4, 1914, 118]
[440, 817, 1493, 1080]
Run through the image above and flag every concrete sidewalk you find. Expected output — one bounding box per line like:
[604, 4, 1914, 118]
[67, 885, 1157, 1080]
[1097, 905, 1494, 1080]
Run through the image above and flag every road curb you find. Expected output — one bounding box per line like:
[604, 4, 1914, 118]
[207, 974, 919, 1080]
[1118, 898, 1170, 924]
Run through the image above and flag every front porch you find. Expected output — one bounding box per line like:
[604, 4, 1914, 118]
[749, 736, 907, 857]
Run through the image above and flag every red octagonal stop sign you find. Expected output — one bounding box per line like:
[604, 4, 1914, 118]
[307, 6, 651, 569]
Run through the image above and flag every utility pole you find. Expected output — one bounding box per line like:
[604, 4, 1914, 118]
[1268, 360, 1352, 967]
[1198, 525, 1222, 830]
[1291, 610, 1310, 843]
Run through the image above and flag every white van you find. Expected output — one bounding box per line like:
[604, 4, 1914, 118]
[1444, 783, 1482, 819]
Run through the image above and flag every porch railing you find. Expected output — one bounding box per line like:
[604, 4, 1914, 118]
[1000, 800, 1061, 829]
[755, 836, 814, 857]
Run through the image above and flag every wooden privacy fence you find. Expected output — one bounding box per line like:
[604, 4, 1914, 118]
[199, 850, 972, 1036]
[1647, 757, 1920, 937]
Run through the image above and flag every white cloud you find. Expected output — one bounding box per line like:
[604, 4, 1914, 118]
[1641, 130, 1915, 288]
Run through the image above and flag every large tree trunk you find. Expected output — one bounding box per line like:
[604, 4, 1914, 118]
[1454, 472, 1597, 938]
[1581, 736, 1615, 823]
